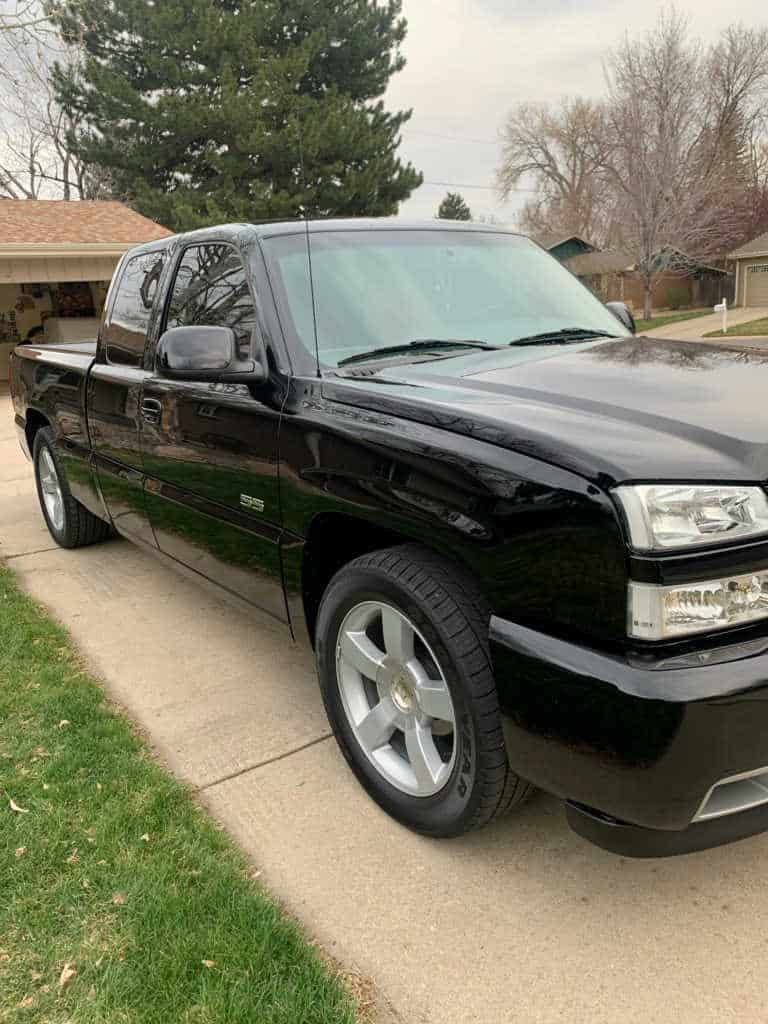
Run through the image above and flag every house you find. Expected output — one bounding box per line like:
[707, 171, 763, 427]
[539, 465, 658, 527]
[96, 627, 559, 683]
[533, 233, 597, 263]
[608, 250, 732, 311]
[540, 239, 731, 311]
[561, 249, 636, 303]
[0, 200, 171, 380]
[729, 231, 768, 307]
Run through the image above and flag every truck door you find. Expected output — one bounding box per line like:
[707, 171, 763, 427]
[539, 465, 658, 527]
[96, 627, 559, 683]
[88, 247, 166, 548]
[139, 240, 287, 623]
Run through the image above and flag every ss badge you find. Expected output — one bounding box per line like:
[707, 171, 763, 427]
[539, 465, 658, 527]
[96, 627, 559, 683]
[240, 494, 265, 513]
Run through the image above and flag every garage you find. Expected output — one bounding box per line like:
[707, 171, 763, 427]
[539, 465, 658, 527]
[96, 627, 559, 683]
[745, 262, 768, 306]
[730, 231, 768, 307]
[0, 200, 171, 380]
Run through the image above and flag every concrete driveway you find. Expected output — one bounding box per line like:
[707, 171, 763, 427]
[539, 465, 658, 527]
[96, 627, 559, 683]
[4, 387, 768, 1024]
[643, 306, 768, 340]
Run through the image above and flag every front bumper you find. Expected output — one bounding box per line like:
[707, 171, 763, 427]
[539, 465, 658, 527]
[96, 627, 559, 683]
[490, 617, 768, 856]
[565, 799, 768, 857]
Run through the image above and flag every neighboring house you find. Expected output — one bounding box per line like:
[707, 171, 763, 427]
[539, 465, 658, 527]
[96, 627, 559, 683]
[615, 251, 733, 312]
[562, 249, 635, 304]
[537, 233, 732, 311]
[0, 200, 171, 381]
[729, 231, 768, 307]
[533, 233, 597, 263]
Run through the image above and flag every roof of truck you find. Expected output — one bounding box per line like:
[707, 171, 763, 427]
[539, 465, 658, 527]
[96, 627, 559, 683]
[127, 217, 524, 254]
[255, 218, 521, 237]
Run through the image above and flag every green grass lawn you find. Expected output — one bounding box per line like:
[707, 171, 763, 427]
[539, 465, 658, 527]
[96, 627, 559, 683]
[0, 565, 357, 1024]
[636, 309, 712, 332]
[704, 317, 768, 338]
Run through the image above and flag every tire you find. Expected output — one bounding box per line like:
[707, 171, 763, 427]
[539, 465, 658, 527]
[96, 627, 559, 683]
[315, 544, 532, 837]
[33, 427, 114, 549]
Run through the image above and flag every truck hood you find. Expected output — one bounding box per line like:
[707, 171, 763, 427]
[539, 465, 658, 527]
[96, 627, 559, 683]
[325, 337, 768, 485]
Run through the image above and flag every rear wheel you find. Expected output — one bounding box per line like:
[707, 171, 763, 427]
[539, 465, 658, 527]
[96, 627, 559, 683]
[315, 544, 532, 837]
[33, 428, 113, 549]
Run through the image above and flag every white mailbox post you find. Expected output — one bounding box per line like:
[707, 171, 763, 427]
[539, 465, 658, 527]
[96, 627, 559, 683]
[714, 298, 728, 335]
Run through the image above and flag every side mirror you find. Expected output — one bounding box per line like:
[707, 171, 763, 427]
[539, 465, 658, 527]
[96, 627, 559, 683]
[156, 325, 266, 383]
[606, 301, 636, 335]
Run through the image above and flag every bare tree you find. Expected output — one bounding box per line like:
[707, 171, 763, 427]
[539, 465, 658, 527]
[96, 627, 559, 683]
[702, 24, 768, 249]
[603, 12, 748, 319]
[0, 0, 51, 33]
[742, 138, 768, 242]
[497, 16, 768, 312]
[705, 25, 768, 157]
[497, 97, 614, 243]
[0, 1, 110, 198]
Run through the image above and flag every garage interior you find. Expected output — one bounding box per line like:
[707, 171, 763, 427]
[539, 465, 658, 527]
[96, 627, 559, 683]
[0, 200, 172, 382]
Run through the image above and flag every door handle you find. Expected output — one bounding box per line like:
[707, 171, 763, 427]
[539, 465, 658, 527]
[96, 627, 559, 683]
[141, 397, 162, 424]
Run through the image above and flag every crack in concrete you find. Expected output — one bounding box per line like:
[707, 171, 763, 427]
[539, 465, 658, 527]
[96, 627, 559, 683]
[3, 547, 60, 560]
[199, 732, 334, 792]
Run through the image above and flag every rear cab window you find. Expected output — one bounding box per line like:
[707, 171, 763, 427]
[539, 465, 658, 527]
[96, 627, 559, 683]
[102, 250, 165, 367]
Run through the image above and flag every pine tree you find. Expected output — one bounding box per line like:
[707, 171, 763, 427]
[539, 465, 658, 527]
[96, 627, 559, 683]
[437, 192, 472, 221]
[49, 0, 422, 230]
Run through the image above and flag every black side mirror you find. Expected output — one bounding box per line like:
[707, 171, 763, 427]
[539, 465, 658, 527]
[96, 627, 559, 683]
[606, 301, 636, 335]
[156, 325, 266, 383]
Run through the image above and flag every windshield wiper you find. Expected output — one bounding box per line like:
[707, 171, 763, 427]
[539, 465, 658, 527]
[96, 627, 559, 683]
[508, 328, 619, 347]
[337, 338, 501, 367]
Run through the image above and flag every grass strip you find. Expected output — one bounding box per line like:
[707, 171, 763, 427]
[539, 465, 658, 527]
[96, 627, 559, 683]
[704, 316, 768, 338]
[0, 564, 356, 1024]
[636, 310, 711, 332]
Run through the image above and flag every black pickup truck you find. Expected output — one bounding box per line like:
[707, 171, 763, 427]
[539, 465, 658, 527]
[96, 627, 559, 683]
[10, 219, 768, 857]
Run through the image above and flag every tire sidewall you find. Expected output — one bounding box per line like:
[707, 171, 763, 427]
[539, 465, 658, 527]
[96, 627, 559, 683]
[33, 430, 70, 546]
[316, 566, 485, 836]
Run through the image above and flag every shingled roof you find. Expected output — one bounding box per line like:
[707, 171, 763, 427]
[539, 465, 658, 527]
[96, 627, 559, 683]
[730, 231, 768, 259]
[564, 249, 636, 276]
[0, 200, 171, 245]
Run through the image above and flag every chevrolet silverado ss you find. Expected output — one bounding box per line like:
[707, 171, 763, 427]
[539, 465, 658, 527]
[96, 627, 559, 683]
[10, 219, 768, 857]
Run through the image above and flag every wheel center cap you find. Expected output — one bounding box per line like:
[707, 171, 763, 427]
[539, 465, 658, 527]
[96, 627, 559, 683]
[391, 674, 416, 713]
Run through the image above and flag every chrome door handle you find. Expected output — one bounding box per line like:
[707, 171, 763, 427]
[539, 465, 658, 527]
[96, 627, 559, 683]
[141, 397, 162, 424]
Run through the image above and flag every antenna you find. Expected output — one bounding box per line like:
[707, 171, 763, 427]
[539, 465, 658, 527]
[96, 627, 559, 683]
[295, 103, 321, 379]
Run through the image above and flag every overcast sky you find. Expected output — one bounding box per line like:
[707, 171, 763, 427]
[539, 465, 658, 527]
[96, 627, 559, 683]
[388, 0, 766, 225]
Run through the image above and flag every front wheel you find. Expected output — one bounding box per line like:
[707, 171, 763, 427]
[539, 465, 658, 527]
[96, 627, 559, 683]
[315, 545, 532, 837]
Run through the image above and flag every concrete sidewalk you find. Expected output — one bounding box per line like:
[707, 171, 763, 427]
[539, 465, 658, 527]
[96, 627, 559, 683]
[643, 306, 768, 340]
[4, 389, 768, 1024]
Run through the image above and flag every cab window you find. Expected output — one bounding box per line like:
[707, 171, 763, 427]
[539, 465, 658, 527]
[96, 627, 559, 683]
[103, 251, 164, 367]
[164, 243, 258, 361]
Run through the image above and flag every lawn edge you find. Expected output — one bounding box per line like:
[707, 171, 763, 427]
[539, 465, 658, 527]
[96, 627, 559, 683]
[1, 559, 393, 1024]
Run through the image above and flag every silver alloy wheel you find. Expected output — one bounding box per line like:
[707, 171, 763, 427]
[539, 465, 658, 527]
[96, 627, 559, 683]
[38, 447, 64, 532]
[335, 600, 457, 797]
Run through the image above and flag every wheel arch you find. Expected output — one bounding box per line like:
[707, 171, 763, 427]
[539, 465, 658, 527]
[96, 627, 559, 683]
[25, 408, 52, 454]
[299, 510, 487, 646]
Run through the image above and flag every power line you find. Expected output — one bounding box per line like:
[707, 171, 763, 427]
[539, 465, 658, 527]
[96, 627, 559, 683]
[402, 128, 500, 146]
[421, 179, 536, 193]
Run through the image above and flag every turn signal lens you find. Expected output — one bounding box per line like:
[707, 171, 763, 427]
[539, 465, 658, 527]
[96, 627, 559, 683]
[615, 485, 768, 551]
[629, 570, 768, 639]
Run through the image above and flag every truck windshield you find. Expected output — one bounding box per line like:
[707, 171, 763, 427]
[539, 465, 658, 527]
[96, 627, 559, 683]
[261, 229, 624, 369]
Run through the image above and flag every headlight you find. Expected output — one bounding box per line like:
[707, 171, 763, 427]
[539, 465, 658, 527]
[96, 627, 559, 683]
[629, 570, 768, 639]
[615, 485, 768, 551]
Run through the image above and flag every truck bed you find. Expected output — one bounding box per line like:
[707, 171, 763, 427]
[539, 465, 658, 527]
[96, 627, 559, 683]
[17, 339, 97, 360]
[10, 340, 98, 458]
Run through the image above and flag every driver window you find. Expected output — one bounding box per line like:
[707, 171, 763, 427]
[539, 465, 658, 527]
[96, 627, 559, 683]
[165, 243, 258, 361]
